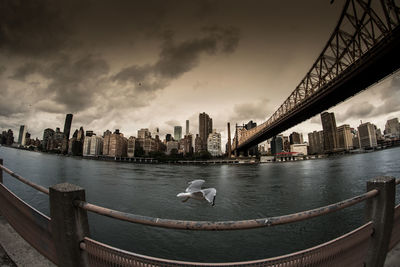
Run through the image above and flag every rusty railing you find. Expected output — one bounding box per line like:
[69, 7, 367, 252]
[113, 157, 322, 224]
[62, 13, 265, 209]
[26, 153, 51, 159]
[0, 158, 399, 267]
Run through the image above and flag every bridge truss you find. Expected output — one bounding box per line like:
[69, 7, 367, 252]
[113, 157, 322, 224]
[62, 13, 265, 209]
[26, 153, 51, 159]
[233, 0, 400, 153]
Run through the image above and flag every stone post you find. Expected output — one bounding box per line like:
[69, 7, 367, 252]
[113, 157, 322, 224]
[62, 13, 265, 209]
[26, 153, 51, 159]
[365, 176, 395, 267]
[50, 183, 90, 267]
[0, 159, 3, 183]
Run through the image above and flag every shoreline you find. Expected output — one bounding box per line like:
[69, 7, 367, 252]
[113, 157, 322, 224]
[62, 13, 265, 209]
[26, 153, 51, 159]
[1, 142, 399, 166]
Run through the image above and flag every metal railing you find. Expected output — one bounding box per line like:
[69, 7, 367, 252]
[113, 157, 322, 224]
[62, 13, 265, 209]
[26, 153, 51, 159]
[74, 189, 378, 231]
[0, 158, 399, 267]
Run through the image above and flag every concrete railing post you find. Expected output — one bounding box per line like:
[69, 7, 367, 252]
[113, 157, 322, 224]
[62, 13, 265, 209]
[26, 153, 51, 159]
[50, 183, 90, 267]
[365, 176, 395, 267]
[0, 158, 3, 183]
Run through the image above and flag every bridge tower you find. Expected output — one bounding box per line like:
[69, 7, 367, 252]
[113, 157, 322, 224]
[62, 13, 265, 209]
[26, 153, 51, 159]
[227, 122, 232, 158]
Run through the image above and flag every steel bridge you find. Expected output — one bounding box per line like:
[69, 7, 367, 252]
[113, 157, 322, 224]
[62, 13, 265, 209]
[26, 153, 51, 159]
[233, 0, 400, 154]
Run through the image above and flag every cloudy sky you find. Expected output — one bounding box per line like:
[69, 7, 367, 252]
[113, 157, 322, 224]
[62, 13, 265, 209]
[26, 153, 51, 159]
[1, 0, 399, 148]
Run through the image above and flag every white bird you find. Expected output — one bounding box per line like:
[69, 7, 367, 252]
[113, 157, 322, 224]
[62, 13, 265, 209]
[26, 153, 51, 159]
[177, 179, 216, 206]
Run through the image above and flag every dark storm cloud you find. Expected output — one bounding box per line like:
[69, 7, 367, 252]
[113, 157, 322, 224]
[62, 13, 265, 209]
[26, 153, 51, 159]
[229, 98, 272, 123]
[112, 26, 240, 92]
[339, 75, 400, 120]
[0, 0, 72, 57]
[9, 55, 110, 113]
[43, 55, 110, 112]
[0, 66, 6, 75]
[341, 102, 375, 119]
[9, 62, 41, 81]
[0, 87, 30, 116]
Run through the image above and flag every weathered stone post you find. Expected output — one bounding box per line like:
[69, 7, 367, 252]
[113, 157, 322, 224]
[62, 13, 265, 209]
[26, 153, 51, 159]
[365, 176, 395, 267]
[0, 158, 3, 183]
[50, 183, 90, 267]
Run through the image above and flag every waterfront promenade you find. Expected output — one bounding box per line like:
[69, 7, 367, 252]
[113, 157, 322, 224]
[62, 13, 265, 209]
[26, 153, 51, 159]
[0, 213, 399, 266]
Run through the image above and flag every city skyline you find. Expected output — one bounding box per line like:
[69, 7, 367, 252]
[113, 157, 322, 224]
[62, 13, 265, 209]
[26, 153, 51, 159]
[0, 1, 399, 145]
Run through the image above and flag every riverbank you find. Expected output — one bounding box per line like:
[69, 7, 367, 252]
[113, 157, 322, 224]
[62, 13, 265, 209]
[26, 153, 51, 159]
[1, 142, 399, 166]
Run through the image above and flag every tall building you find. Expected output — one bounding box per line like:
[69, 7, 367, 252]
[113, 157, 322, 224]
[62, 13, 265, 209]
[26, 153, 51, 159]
[103, 130, 112, 137]
[271, 136, 283, 155]
[103, 130, 127, 157]
[166, 141, 179, 155]
[321, 112, 338, 152]
[83, 135, 103, 156]
[199, 112, 213, 151]
[138, 128, 151, 139]
[89, 135, 103, 156]
[385, 118, 400, 137]
[194, 134, 202, 153]
[337, 124, 353, 150]
[68, 137, 83, 156]
[63, 114, 73, 140]
[207, 131, 222, 157]
[18, 125, 27, 146]
[289, 132, 303, 144]
[174, 126, 182, 141]
[42, 128, 55, 151]
[82, 137, 91, 156]
[127, 137, 137, 158]
[245, 121, 258, 156]
[47, 128, 64, 152]
[308, 130, 324, 154]
[137, 136, 157, 155]
[358, 122, 377, 149]
[183, 134, 193, 155]
[1, 129, 14, 146]
[186, 120, 189, 135]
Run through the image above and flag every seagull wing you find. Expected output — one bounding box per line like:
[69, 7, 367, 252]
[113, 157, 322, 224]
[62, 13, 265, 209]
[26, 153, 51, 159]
[201, 188, 216, 204]
[186, 179, 205, 193]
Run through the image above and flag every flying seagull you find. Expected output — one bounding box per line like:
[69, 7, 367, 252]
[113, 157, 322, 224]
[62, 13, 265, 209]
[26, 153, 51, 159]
[177, 179, 216, 206]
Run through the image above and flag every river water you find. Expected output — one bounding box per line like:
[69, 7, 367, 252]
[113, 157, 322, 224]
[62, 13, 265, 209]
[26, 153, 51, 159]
[0, 146, 399, 262]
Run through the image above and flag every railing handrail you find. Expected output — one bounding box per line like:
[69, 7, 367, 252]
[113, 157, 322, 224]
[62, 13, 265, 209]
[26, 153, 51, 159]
[74, 188, 378, 231]
[0, 164, 49, 195]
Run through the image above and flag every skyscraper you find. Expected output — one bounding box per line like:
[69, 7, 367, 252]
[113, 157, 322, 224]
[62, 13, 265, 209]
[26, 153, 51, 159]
[194, 134, 202, 153]
[308, 130, 324, 154]
[207, 130, 222, 157]
[199, 112, 212, 151]
[385, 118, 400, 137]
[186, 120, 189, 135]
[321, 112, 338, 153]
[63, 114, 73, 140]
[289, 132, 302, 144]
[18, 125, 27, 146]
[42, 128, 55, 151]
[174, 126, 182, 141]
[358, 122, 377, 149]
[138, 128, 151, 139]
[337, 124, 353, 150]
[271, 135, 283, 155]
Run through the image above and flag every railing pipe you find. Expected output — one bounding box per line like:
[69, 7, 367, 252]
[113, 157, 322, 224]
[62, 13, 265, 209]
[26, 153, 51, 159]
[74, 188, 378, 231]
[0, 159, 3, 183]
[0, 163, 49, 195]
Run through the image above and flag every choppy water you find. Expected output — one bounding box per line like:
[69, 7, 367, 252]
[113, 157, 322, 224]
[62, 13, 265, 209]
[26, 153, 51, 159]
[1, 146, 399, 262]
